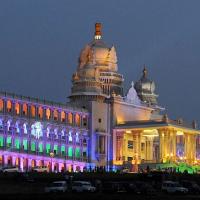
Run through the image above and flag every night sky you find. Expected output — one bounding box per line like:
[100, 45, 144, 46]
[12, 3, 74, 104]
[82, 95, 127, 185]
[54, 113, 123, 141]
[0, 0, 200, 123]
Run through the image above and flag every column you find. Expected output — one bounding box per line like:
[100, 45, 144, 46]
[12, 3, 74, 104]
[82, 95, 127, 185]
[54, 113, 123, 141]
[20, 157, 24, 172]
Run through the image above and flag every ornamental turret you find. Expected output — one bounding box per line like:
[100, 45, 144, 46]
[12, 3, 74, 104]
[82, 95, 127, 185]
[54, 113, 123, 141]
[134, 66, 158, 105]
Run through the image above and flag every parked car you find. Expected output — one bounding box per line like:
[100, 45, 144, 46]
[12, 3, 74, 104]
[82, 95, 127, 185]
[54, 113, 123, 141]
[32, 166, 49, 172]
[162, 181, 188, 194]
[72, 181, 96, 193]
[102, 181, 127, 193]
[124, 182, 140, 194]
[181, 180, 200, 194]
[0, 166, 21, 173]
[45, 181, 68, 193]
[135, 181, 156, 195]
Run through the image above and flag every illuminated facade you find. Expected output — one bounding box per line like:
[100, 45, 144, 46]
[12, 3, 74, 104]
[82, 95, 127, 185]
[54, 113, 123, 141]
[69, 23, 200, 172]
[0, 92, 89, 172]
[0, 23, 199, 173]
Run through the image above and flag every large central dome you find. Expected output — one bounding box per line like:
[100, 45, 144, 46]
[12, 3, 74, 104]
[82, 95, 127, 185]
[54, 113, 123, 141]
[78, 23, 118, 72]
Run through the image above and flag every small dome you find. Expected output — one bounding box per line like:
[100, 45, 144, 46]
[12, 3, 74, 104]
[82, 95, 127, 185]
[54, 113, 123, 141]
[135, 67, 155, 94]
[134, 66, 158, 105]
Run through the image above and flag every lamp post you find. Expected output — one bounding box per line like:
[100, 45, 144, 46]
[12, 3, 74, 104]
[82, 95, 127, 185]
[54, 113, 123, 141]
[50, 152, 54, 172]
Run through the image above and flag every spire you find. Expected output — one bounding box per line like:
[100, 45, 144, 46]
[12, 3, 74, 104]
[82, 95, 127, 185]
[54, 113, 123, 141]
[143, 65, 147, 78]
[94, 22, 102, 40]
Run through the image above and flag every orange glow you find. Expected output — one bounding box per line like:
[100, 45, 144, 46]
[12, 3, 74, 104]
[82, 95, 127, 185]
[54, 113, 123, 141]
[15, 157, 19, 166]
[22, 103, 28, 115]
[53, 110, 58, 121]
[68, 113, 73, 124]
[38, 107, 43, 119]
[31, 105, 36, 117]
[0, 99, 3, 111]
[75, 113, 80, 126]
[46, 108, 51, 120]
[61, 111, 66, 122]
[15, 102, 20, 115]
[7, 100, 12, 112]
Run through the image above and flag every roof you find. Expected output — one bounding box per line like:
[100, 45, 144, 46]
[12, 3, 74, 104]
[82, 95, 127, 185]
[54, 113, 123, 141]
[115, 119, 199, 133]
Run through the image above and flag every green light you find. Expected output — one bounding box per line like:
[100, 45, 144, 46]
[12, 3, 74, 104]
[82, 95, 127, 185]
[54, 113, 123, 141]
[15, 139, 20, 149]
[61, 145, 65, 155]
[46, 143, 51, 154]
[23, 139, 28, 150]
[31, 141, 36, 151]
[75, 148, 80, 158]
[68, 147, 73, 157]
[6, 137, 11, 147]
[39, 143, 43, 153]
[0, 136, 3, 147]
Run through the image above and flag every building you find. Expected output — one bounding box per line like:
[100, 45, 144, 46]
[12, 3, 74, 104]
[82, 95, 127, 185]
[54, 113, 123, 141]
[0, 92, 89, 172]
[0, 23, 199, 173]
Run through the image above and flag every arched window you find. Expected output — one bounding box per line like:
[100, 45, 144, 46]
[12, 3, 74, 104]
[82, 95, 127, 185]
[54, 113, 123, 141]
[31, 105, 36, 117]
[22, 103, 27, 115]
[0, 99, 4, 112]
[53, 110, 58, 121]
[75, 114, 80, 126]
[15, 102, 20, 115]
[68, 113, 73, 124]
[38, 107, 43, 119]
[46, 108, 51, 120]
[82, 115, 88, 127]
[7, 100, 12, 112]
[61, 111, 66, 122]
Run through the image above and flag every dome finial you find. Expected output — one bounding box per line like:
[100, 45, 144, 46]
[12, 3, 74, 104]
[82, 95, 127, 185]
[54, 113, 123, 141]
[94, 22, 102, 40]
[143, 65, 147, 78]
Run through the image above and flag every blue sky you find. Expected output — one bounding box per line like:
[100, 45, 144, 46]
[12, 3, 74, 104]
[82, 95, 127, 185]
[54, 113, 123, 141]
[0, 0, 200, 123]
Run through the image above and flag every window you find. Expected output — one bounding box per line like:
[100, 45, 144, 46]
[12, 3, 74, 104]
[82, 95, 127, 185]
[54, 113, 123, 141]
[75, 114, 80, 126]
[39, 143, 43, 153]
[83, 138, 87, 145]
[46, 143, 51, 154]
[38, 107, 43, 119]
[31, 105, 36, 117]
[68, 113, 73, 124]
[46, 108, 51, 120]
[141, 143, 145, 151]
[128, 141, 133, 149]
[83, 115, 87, 127]
[68, 131, 73, 142]
[6, 137, 12, 148]
[99, 136, 105, 154]
[54, 144, 58, 154]
[68, 147, 73, 157]
[98, 118, 102, 123]
[0, 99, 3, 112]
[22, 103, 28, 115]
[15, 139, 20, 149]
[61, 111, 66, 122]
[31, 141, 36, 151]
[7, 100, 12, 112]
[75, 148, 80, 158]
[53, 110, 58, 121]
[0, 136, 3, 147]
[15, 102, 20, 115]
[61, 145, 65, 155]
[23, 139, 28, 150]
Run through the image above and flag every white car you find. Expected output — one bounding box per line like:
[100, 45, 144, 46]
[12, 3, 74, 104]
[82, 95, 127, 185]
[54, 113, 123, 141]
[162, 181, 188, 194]
[72, 181, 96, 193]
[33, 166, 49, 172]
[45, 181, 68, 193]
[1, 166, 21, 173]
